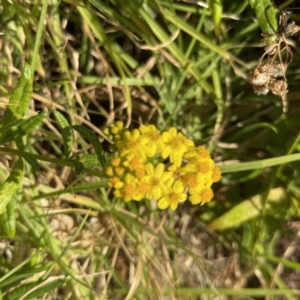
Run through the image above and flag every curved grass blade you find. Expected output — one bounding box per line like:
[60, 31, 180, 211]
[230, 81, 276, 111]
[0, 198, 16, 237]
[73, 125, 105, 169]
[0, 158, 24, 215]
[4, 281, 40, 300]
[0, 265, 51, 291]
[52, 110, 73, 158]
[248, 0, 278, 43]
[21, 278, 65, 300]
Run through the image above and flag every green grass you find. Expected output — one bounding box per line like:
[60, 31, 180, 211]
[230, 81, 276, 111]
[1, 0, 300, 299]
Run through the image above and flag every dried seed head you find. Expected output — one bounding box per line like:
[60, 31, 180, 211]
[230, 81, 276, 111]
[252, 83, 269, 96]
[284, 21, 300, 37]
[268, 79, 288, 97]
[258, 61, 287, 78]
[248, 68, 269, 85]
[279, 10, 292, 28]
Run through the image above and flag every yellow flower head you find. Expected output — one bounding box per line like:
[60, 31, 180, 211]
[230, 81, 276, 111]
[134, 178, 150, 201]
[114, 173, 138, 202]
[161, 127, 194, 166]
[104, 123, 221, 209]
[116, 129, 149, 160]
[139, 124, 165, 157]
[184, 145, 211, 160]
[158, 180, 187, 211]
[145, 163, 173, 200]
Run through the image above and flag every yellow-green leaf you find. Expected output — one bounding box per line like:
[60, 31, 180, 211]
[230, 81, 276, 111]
[0, 158, 24, 214]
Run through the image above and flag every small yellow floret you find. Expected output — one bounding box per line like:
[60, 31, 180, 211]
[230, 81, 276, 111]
[190, 188, 214, 205]
[109, 177, 124, 189]
[110, 126, 119, 135]
[105, 166, 114, 177]
[116, 121, 124, 130]
[212, 167, 222, 182]
[114, 167, 125, 177]
[111, 157, 121, 167]
[116, 174, 138, 202]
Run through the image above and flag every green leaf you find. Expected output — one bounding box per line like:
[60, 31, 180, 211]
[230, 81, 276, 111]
[79, 154, 101, 167]
[0, 265, 51, 291]
[6, 197, 16, 237]
[52, 110, 73, 158]
[1, 112, 48, 144]
[73, 125, 105, 169]
[0, 158, 24, 214]
[249, 0, 256, 7]
[248, 0, 278, 43]
[0, 197, 16, 237]
[22, 278, 65, 300]
[4, 281, 39, 300]
[2, 63, 33, 125]
[71, 159, 84, 175]
[207, 187, 285, 230]
[0, 117, 32, 136]
[23, 154, 40, 174]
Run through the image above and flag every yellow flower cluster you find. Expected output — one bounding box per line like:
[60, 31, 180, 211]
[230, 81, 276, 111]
[104, 122, 221, 211]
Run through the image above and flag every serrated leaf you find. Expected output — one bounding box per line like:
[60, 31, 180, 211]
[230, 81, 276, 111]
[52, 110, 73, 158]
[0, 158, 24, 214]
[207, 187, 285, 230]
[73, 125, 105, 169]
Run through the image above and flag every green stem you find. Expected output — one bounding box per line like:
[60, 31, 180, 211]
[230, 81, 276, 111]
[31, 0, 48, 76]
[0, 147, 105, 178]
